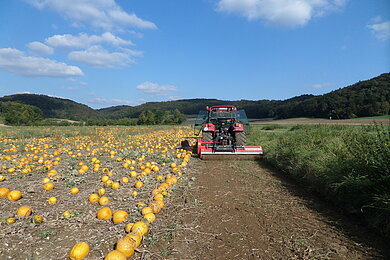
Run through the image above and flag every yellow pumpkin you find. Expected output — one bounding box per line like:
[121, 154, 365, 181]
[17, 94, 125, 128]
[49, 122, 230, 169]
[17, 206, 32, 216]
[124, 223, 134, 233]
[32, 215, 43, 224]
[6, 217, 15, 224]
[141, 207, 153, 215]
[48, 197, 57, 204]
[70, 187, 79, 194]
[44, 182, 54, 191]
[154, 194, 164, 201]
[131, 221, 149, 236]
[111, 182, 120, 189]
[134, 181, 143, 188]
[7, 190, 22, 201]
[69, 241, 90, 260]
[148, 201, 162, 214]
[126, 232, 142, 247]
[144, 212, 156, 223]
[97, 207, 112, 220]
[112, 210, 128, 224]
[115, 236, 135, 258]
[0, 187, 10, 198]
[88, 194, 99, 203]
[104, 250, 126, 260]
[99, 196, 109, 205]
[98, 188, 106, 196]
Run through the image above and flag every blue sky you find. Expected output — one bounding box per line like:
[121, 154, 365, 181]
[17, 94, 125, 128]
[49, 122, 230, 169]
[0, 0, 389, 108]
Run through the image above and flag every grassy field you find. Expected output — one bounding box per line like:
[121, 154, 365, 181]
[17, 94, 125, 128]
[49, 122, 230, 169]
[248, 124, 390, 237]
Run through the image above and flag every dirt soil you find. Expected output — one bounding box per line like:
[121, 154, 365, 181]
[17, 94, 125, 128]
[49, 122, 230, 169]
[140, 159, 389, 260]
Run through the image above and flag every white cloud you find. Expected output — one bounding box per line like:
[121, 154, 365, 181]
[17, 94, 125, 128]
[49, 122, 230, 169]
[0, 48, 83, 77]
[312, 82, 331, 89]
[367, 21, 390, 41]
[68, 46, 133, 68]
[136, 82, 178, 96]
[27, 0, 157, 30]
[27, 41, 54, 56]
[45, 32, 133, 49]
[216, 0, 347, 28]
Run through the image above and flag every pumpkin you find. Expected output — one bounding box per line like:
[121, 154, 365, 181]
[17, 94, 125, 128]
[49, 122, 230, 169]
[144, 212, 156, 223]
[6, 217, 15, 224]
[32, 215, 43, 223]
[44, 182, 54, 191]
[155, 175, 163, 181]
[131, 191, 138, 197]
[141, 207, 153, 215]
[131, 221, 149, 236]
[70, 187, 79, 194]
[7, 190, 22, 201]
[0, 187, 10, 197]
[126, 232, 142, 247]
[112, 210, 128, 224]
[63, 210, 73, 218]
[99, 196, 109, 205]
[97, 207, 112, 220]
[111, 182, 120, 189]
[121, 177, 129, 183]
[17, 206, 32, 216]
[0, 175, 5, 181]
[104, 250, 126, 260]
[88, 194, 99, 203]
[48, 197, 57, 204]
[153, 194, 164, 201]
[98, 188, 106, 196]
[134, 181, 143, 188]
[125, 223, 134, 233]
[148, 201, 162, 214]
[69, 241, 90, 260]
[115, 236, 135, 258]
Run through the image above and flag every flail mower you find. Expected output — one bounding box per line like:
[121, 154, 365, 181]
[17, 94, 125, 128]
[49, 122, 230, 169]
[182, 105, 263, 160]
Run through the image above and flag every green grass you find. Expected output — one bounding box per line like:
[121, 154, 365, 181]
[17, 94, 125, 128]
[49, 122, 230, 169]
[248, 124, 390, 237]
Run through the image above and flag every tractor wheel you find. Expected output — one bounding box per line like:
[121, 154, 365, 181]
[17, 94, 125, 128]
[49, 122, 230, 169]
[235, 132, 246, 146]
[202, 131, 213, 143]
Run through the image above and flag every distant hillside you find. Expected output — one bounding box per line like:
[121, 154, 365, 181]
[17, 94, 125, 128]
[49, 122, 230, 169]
[1, 73, 389, 121]
[0, 94, 98, 121]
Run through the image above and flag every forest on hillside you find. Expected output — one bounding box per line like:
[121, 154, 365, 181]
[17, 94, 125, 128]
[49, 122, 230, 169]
[0, 73, 388, 125]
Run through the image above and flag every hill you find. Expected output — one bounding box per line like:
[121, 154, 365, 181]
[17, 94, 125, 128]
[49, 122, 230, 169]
[0, 73, 388, 122]
[0, 94, 98, 121]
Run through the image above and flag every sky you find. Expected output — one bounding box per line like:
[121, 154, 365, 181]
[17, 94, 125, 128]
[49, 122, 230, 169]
[0, 0, 389, 109]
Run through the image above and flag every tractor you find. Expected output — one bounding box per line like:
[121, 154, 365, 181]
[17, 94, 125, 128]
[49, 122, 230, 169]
[190, 105, 263, 160]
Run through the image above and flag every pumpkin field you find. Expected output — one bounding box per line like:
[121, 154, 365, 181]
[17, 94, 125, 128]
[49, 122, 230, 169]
[0, 126, 195, 259]
[0, 125, 389, 259]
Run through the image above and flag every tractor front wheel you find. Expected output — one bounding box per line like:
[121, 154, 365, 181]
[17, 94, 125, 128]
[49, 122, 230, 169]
[235, 132, 246, 146]
[202, 131, 213, 143]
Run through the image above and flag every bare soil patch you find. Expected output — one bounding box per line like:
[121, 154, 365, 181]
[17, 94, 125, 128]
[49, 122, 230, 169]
[143, 159, 389, 259]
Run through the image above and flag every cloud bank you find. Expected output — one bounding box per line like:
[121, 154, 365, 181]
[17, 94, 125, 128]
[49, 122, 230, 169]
[216, 0, 347, 28]
[0, 48, 83, 77]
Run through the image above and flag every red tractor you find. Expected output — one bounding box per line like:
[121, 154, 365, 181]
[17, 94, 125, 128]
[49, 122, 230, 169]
[193, 105, 263, 159]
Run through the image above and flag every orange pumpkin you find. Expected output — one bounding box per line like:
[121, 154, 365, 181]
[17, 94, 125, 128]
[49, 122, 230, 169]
[97, 207, 112, 220]
[7, 190, 22, 201]
[0, 187, 10, 198]
[104, 250, 126, 260]
[112, 210, 128, 224]
[115, 236, 135, 258]
[69, 241, 90, 260]
[17, 206, 32, 216]
[131, 221, 149, 236]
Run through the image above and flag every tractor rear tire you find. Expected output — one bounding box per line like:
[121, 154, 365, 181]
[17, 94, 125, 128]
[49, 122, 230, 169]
[235, 132, 246, 146]
[202, 132, 213, 143]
